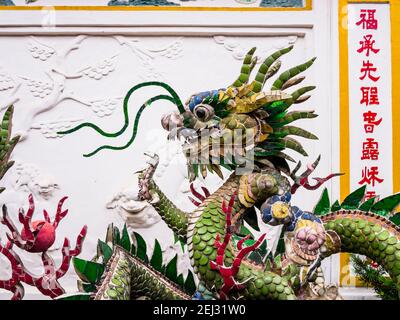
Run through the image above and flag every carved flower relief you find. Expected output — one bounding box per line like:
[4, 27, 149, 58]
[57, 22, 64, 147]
[82, 56, 117, 80]
[28, 40, 55, 61]
[89, 98, 121, 118]
[20, 77, 53, 99]
[0, 68, 15, 91]
[214, 35, 298, 62]
[31, 119, 83, 139]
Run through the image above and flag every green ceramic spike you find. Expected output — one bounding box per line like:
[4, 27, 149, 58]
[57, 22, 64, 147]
[314, 188, 330, 216]
[274, 126, 318, 140]
[271, 58, 316, 91]
[359, 198, 376, 212]
[165, 254, 178, 283]
[73, 257, 105, 284]
[150, 239, 163, 272]
[331, 200, 341, 212]
[120, 225, 131, 251]
[184, 271, 196, 295]
[371, 194, 400, 216]
[98, 240, 113, 263]
[232, 47, 257, 87]
[133, 232, 148, 262]
[389, 214, 400, 226]
[273, 111, 318, 127]
[281, 137, 308, 156]
[253, 46, 294, 93]
[341, 186, 367, 209]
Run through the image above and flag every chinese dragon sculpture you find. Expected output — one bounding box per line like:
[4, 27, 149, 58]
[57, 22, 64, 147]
[59, 45, 400, 300]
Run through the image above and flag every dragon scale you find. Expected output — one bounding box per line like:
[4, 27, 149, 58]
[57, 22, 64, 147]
[136, 175, 400, 300]
[322, 211, 400, 292]
[61, 45, 400, 300]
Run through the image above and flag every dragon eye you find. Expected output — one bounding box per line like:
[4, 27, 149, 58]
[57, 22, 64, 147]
[193, 104, 215, 122]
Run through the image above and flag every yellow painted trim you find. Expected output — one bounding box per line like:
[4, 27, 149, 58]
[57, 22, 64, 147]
[0, 0, 312, 11]
[391, 0, 400, 193]
[339, 0, 350, 205]
[338, 0, 353, 287]
[349, 0, 389, 3]
[339, 0, 400, 287]
[340, 253, 365, 287]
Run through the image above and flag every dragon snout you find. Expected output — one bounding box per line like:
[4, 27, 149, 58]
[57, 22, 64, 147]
[161, 112, 183, 131]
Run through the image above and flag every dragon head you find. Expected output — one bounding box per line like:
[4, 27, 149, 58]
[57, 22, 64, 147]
[160, 46, 318, 181]
[59, 46, 318, 183]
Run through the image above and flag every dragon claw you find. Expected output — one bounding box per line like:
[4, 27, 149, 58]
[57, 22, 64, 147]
[290, 157, 343, 194]
[138, 153, 160, 201]
[210, 195, 265, 299]
[143, 152, 160, 166]
[188, 183, 211, 206]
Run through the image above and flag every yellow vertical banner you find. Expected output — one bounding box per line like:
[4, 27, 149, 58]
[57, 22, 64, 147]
[392, 1, 400, 194]
[339, 0, 400, 287]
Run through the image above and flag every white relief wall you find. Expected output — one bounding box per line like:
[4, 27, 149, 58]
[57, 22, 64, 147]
[0, 0, 345, 299]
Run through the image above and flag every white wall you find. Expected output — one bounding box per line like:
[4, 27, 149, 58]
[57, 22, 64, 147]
[0, 1, 376, 299]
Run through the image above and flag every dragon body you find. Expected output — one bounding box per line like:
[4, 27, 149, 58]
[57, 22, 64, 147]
[62, 46, 400, 300]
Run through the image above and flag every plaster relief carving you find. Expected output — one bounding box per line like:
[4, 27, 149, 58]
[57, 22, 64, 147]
[80, 54, 118, 81]
[106, 177, 162, 229]
[214, 35, 298, 61]
[15, 36, 126, 140]
[31, 118, 84, 139]
[88, 97, 122, 118]
[28, 38, 56, 62]
[28, 36, 88, 67]
[13, 162, 59, 200]
[20, 76, 53, 99]
[106, 140, 190, 230]
[14, 36, 96, 139]
[115, 36, 183, 80]
[0, 67, 16, 91]
[0, 67, 21, 109]
[17, 69, 90, 139]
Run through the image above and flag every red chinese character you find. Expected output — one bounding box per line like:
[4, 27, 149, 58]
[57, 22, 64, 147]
[358, 166, 384, 187]
[360, 61, 380, 82]
[361, 138, 379, 160]
[365, 191, 377, 201]
[356, 9, 378, 30]
[360, 87, 380, 106]
[363, 111, 382, 133]
[357, 35, 380, 57]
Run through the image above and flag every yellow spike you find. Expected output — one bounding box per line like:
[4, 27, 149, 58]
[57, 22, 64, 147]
[211, 164, 224, 179]
[200, 164, 207, 179]
[237, 83, 255, 97]
[256, 133, 269, 143]
[255, 91, 292, 104]
[219, 90, 229, 102]
[232, 91, 292, 114]
[238, 176, 253, 208]
[261, 123, 274, 134]
[244, 187, 256, 204]
[225, 87, 237, 98]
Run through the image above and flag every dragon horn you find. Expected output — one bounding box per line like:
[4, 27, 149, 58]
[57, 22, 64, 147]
[271, 57, 317, 91]
[252, 46, 294, 93]
[232, 47, 257, 88]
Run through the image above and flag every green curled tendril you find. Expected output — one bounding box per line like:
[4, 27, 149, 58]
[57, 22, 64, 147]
[82, 95, 176, 157]
[57, 82, 185, 157]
